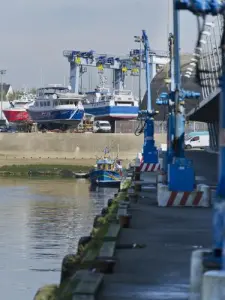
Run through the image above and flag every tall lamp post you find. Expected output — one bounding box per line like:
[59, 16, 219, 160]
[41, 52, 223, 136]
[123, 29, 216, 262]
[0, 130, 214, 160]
[134, 35, 143, 104]
[0, 70, 6, 120]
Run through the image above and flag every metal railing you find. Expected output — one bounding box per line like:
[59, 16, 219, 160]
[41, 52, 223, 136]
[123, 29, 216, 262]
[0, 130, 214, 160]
[115, 120, 208, 134]
[184, 16, 222, 99]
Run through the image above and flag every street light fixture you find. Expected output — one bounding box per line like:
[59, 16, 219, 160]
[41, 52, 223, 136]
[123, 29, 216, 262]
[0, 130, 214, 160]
[134, 35, 143, 103]
[0, 70, 6, 120]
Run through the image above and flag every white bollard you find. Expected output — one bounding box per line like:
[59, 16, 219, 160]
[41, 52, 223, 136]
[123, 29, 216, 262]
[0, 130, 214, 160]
[189, 249, 212, 300]
[159, 157, 163, 168]
[201, 271, 225, 300]
[197, 184, 211, 207]
[135, 152, 142, 167]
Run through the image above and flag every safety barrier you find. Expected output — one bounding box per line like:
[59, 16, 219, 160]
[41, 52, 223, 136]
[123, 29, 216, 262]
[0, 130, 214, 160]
[157, 183, 211, 207]
[139, 162, 160, 172]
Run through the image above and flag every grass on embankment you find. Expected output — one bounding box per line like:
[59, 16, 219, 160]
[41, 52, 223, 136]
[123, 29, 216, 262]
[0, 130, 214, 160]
[0, 164, 92, 177]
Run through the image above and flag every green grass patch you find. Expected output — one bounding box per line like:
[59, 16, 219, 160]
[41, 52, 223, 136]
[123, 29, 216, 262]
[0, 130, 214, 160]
[0, 164, 92, 178]
[0, 164, 91, 172]
[34, 284, 59, 300]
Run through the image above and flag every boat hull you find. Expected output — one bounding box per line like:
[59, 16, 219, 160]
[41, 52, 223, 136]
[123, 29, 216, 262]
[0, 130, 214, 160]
[3, 109, 32, 123]
[89, 169, 122, 186]
[26, 109, 84, 125]
[84, 104, 139, 120]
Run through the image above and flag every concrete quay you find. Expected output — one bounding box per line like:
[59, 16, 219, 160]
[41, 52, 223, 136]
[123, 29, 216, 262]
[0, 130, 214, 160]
[33, 150, 216, 300]
[0, 133, 166, 161]
[98, 155, 214, 300]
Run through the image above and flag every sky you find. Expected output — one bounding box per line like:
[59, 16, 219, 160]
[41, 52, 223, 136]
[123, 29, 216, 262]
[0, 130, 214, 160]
[0, 0, 198, 90]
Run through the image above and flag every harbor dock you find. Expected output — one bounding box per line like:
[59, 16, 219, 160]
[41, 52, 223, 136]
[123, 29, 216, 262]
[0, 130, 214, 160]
[34, 150, 215, 300]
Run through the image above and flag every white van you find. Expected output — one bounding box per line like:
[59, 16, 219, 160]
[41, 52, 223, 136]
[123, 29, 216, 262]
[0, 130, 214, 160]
[93, 120, 111, 133]
[185, 134, 209, 149]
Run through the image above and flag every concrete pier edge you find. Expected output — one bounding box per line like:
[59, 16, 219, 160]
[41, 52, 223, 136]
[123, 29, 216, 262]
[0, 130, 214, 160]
[33, 177, 132, 300]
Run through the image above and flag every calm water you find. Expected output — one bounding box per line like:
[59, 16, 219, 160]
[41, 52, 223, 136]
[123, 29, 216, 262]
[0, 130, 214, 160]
[0, 178, 116, 299]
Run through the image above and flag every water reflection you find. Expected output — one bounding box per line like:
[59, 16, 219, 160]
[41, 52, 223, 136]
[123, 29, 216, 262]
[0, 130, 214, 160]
[0, 178, 116, 299]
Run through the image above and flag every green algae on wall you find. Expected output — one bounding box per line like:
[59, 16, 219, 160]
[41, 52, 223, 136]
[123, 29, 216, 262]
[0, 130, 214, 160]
[34, 284, 59, 300]
[33, 177, 131, 300]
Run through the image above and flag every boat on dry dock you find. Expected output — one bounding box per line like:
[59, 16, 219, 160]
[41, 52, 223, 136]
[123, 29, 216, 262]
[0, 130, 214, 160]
[3, 94, 34, 124]
[26, 84, 85, 130]
[83, 76, 139, 121]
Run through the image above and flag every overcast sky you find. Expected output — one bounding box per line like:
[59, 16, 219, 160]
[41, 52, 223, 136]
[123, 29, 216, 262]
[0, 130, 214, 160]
[0, 0, 198, 89]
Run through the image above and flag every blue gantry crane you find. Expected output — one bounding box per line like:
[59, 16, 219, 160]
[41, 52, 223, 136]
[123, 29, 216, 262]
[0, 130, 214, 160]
[63, 50, 140, 94]
[156, 32, 200, 181]
[176, 0, 225, 279]
[137, 30, 159, 164]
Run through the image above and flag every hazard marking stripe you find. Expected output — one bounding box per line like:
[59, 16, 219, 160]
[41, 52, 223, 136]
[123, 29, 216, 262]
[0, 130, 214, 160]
[193, 191, 203, 205]
[167, 191, 177, 206]
[180, 192, 190, 206]
[139, 163, 160, 172]
[150, 164, 155, 172]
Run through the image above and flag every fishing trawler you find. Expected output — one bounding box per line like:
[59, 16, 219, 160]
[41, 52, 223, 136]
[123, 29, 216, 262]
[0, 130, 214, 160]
[3, 94, 34, 124]
[83, 76, 139, 121]
[26, 85, 85, 130]
[89, 147, 123, 186]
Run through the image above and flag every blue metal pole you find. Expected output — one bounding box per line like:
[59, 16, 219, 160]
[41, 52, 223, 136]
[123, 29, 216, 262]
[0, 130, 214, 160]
[213, 50, 225, 269]
[114, 69, 123, 90]
[167, 34, 175, 169]
[141, 29, 158, 164]
[70, 62, 76, 93]
[173, 0, 185, 158]
[145, 47, 152, 112]
[70, 62, 80, 94]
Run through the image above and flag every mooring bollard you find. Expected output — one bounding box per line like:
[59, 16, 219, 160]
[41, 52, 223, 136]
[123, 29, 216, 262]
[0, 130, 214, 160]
[60, 253, 80, 284]
[119, 214, 132, 228]
[201, 270, 225, 300]
[101, 207, 108, 216]
[93, 215, 102, 228]
[189, 249, 212, 300]
[107, 198, 113, 207]
[77, 236, 92, 254]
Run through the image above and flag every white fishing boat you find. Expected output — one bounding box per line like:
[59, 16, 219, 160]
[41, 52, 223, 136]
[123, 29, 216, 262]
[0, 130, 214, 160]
[83, 76, 139, 121]
[26, 84, 85, 129]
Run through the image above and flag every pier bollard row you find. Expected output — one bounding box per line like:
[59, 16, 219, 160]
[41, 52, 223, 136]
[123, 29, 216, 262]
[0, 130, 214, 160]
[34, 176, 132, 300]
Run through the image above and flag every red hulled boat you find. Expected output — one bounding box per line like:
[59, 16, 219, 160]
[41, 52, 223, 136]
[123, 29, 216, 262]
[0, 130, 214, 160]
[3, 95, 34, 123]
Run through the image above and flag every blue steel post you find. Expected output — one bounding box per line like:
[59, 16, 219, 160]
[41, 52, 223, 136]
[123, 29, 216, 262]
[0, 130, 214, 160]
[173, 1, 185, 158]
[175, 0, 225, 271]
[69, 62, 76, 92]
[145, 39, 151, 112]
[141, 30, 158, 164]
[213, 38, 225, 268]
[114, 69, 123, 90]
[69, 62, 80, 93]
[167, 34, 175, 171]
[167, 0, 195, 192]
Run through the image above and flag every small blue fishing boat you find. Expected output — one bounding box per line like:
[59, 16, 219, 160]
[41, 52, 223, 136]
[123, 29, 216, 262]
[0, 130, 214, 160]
[89, 150, 123, 186]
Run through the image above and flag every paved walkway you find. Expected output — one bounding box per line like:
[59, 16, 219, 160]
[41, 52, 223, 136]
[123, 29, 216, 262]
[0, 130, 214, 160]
[186, 150, 217, 186]
[98, 151, 215, 300]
